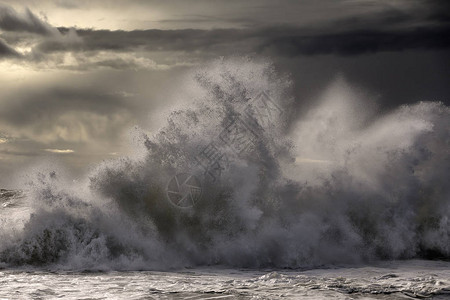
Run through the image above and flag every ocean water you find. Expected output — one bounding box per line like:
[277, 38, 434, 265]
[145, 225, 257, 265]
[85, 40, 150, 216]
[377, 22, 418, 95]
[0, 259, 449, 299]
[0, 58, 449, 298]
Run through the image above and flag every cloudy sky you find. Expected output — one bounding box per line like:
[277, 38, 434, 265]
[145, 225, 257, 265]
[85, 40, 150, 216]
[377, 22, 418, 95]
[0, 0, 449, 187]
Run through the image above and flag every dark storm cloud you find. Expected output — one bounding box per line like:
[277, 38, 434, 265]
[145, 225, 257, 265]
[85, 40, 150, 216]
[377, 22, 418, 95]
[38, 28, 246, 53]
[258, 25, 450, 57]
[38, 23, 449, 58]
[427, 0, 450, 21]
[0, 1, 447, 69]
[33, 0, 450, 58]
[28, 0, 448, 58]
[0, 3, 58, 35]
[156, 14, 261, 28]
[0, 37, 20, 57]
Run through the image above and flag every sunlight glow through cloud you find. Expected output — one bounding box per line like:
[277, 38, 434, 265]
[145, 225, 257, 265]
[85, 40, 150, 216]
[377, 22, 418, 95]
[44, 148, 74, 153]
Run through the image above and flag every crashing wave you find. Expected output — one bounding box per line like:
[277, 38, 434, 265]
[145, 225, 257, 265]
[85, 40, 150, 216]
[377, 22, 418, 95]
[0, 58, 448, 270]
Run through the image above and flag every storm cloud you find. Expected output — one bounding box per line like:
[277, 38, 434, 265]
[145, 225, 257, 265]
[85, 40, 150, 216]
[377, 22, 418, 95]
[0, 37, 19, 57]
[41, 24, 449, 57]
[0, 0, 448, 70]
[259, 26, 450, 56]
[0, 3, 58, 35]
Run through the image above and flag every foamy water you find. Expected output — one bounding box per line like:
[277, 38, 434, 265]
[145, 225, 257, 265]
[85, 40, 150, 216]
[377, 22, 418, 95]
[0, 260, 449, 299]
[0, 58, 449, 294]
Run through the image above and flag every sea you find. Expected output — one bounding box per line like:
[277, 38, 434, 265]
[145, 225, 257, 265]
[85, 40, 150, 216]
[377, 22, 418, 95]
[0, 58, 449, 299]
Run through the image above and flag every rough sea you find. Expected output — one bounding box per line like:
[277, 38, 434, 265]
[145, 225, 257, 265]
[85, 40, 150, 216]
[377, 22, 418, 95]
[0, 58, 449, 299]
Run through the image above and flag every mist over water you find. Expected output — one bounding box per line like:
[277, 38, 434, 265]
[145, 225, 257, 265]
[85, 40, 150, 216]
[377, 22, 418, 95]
[0, 58, 449, 270]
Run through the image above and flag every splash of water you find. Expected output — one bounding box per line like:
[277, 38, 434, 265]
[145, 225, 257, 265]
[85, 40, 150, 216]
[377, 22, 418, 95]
[0, 58, 448, 270]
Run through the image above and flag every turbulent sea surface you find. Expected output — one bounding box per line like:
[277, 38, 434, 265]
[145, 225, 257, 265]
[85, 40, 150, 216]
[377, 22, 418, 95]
[0, 255, 449, 299]
[0, 58, 449, 298]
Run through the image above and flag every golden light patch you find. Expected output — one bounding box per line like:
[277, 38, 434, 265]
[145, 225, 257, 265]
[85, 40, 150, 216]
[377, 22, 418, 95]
[44, 149, 75, 153]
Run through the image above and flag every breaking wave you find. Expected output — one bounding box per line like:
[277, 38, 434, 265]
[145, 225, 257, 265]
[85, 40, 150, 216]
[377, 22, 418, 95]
[0, 58, 449, 270]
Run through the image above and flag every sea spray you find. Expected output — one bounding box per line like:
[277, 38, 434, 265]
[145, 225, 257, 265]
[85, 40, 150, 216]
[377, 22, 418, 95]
[0, 57, 448, 270]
